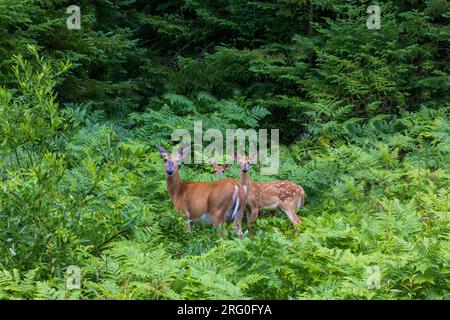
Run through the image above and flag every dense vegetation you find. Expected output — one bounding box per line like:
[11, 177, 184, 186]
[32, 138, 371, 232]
[0, 0, 449, 299]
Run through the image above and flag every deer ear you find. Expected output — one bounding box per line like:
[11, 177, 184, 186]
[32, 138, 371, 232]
[156, 144, 168, 158]
[223, 163, 232, 170]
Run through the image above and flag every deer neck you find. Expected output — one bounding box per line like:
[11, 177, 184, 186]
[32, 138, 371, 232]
[166, 169, 184, 201]
[240, 170, 252, 190]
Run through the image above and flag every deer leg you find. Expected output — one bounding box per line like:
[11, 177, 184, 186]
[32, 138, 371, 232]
[218, 223, 228, 237]
[230, 207, 244, 238]
[297, 191, 305, 210]
[248, 207, 259, 229]
[235, 219, 243, 238]
[183, 211, 191, 232]
[280, 201, 302, 233]
[245, 208, 251, 227]
[210, 212, 223, 228]
[234, 204, 244, 238]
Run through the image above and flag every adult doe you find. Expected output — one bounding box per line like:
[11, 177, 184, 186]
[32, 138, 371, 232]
[213, 154, 305, 232]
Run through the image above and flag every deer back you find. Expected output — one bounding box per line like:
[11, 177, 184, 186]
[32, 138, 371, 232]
[172, 178, 242, 220]
[249, 180, 304, 209]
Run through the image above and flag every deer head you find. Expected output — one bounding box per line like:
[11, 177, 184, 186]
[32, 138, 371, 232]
[156, 144, 246, 237]
[234, 151, 257, 174]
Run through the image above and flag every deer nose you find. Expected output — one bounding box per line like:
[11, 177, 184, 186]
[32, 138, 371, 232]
[167, 170, 174, 176]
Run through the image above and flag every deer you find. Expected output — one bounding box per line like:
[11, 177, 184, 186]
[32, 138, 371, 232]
[156, 144, 247, 237]
[212, 153, 305, 232]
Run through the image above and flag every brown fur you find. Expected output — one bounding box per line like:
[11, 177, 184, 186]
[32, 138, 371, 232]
[158, 145, 246, 237]
[213, 156, 305, 232]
